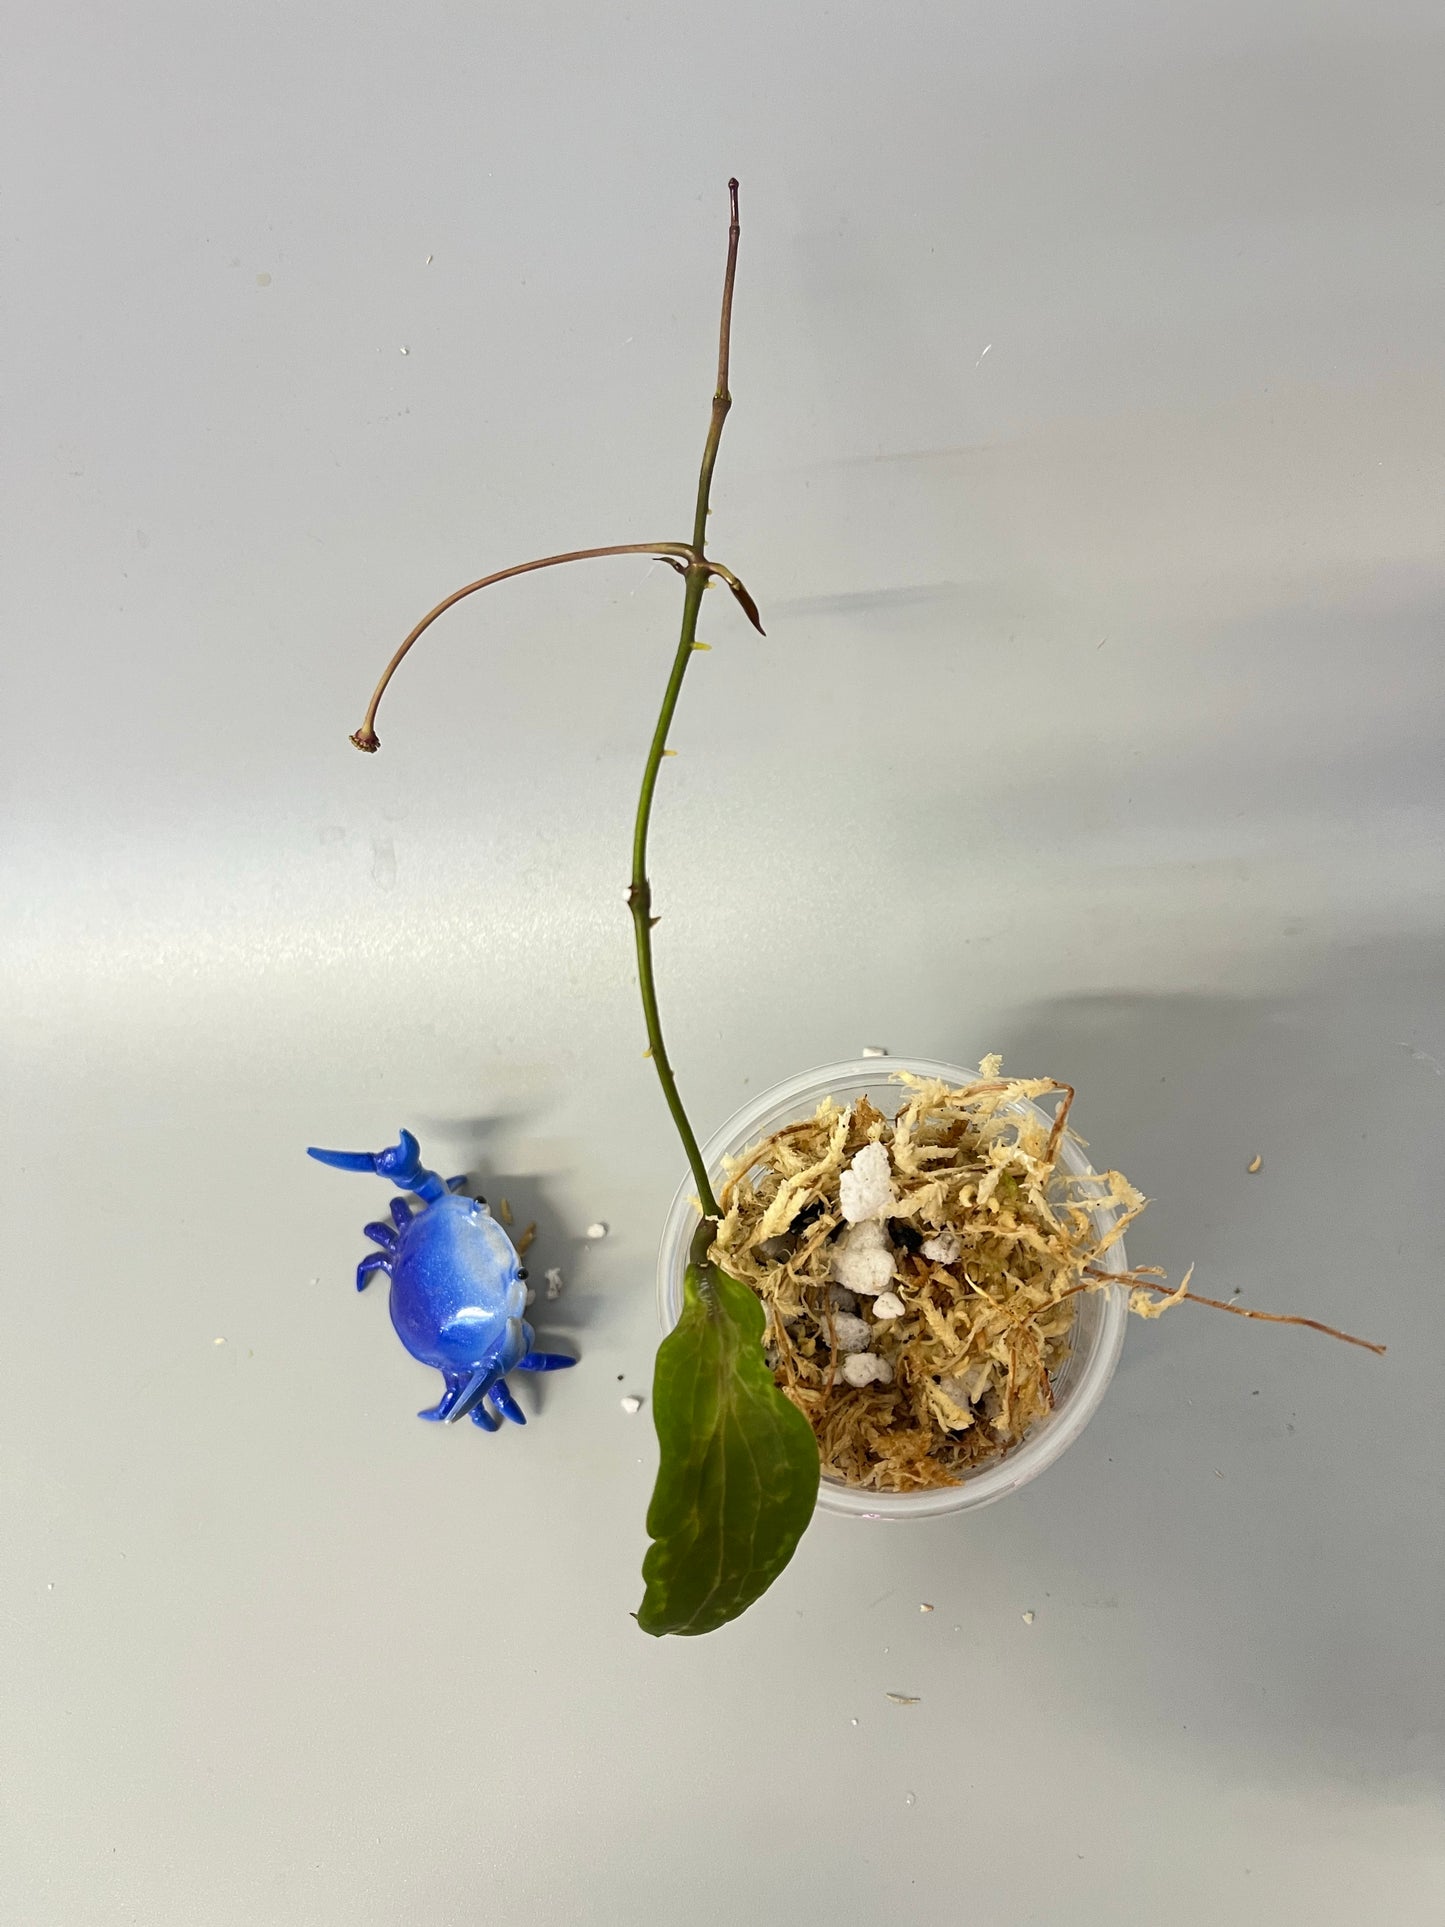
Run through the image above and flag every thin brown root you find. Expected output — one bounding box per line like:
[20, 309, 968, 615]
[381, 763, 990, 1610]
[1044, 1083, 1075, 1171]
[1085, 1266, 1385, 1355]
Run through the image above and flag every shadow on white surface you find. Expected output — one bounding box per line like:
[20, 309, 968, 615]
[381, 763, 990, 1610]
[956, 932, 1445, 1793]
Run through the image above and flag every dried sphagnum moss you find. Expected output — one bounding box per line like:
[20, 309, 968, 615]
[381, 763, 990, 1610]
[710, 1063, 1152, 1493]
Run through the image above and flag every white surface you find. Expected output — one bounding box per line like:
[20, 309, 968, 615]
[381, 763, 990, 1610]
[4, 4, 1444, 1923]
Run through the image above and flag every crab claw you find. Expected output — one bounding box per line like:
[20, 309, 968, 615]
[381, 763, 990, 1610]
[306, 1145, 381, 1174]
[307, 1130, 445, 1202]
[442, 1320, 531, 1426]
[375, 1130, 424, 1180]
[443, 1363, 500, 1426]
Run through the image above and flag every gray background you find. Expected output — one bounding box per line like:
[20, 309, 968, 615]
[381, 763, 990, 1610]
[4, 1, 1443, 1921]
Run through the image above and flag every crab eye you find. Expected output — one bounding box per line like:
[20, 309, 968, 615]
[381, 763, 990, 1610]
[517, 1265, 529, 1282]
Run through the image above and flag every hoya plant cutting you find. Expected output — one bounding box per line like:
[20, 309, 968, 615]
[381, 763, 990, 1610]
[316, 183, 1383, 1636]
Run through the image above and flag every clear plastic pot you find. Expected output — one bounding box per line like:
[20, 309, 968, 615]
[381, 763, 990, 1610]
[656, 1057, 1129, 1520]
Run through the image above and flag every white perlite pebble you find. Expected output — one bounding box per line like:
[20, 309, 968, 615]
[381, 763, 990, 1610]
[831, 1219, 895, 1297]
[938, 1361, 993, 1408]
[861, 1045, 888, 1058]
[921, 1229, 961, 1264]
[621, 1395, 643, 1414]
[841, 1352, 893, 1389]
[544, 1267, 564, 1300]
[871, 1291, 906, 1320]
[585, 1222, 608, 1240]
[839, 1140, 896, 1222]
[828, 1313, 873, 1355]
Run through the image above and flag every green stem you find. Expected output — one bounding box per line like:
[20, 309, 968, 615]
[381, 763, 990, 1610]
[628, 565, 715, 1213]
[628, 180, 743, 1219]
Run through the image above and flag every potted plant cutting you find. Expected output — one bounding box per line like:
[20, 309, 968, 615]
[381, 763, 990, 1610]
[328, 182, 1382, 1636]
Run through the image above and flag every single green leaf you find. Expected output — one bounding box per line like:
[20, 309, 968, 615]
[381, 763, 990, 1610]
[637, 1254, 820, 1637]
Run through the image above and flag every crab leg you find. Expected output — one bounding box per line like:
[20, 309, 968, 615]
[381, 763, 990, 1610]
[490, 1380, 527, 1427]
[356, 1253, 390, 1292]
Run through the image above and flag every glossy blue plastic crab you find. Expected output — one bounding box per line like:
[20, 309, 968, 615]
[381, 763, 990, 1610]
[307, 1130, 575, 1431]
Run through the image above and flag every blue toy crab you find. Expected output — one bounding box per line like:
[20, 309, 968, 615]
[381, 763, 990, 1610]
[307, 1130, 575, 1431]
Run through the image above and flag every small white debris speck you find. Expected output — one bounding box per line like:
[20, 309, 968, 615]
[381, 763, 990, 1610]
[544, 1267, 564, 1300]
[620, 1395, 643, 1414]
[1022, 1610, 1035, 1625]
[585, 1222, 608, 1241]
[919, 1603, 934, 1613]
[1247, 1154, 1263, 1174]
[213, 1337, 226, 1346]
[905, 1792, 917, 1806]
[400, 345, 410, 355]
[829, 1313, 873, 1354]
[861, 1045, 888, 1058]
[842, 1352, 893, 1389]
[425, 254, 433, 264]
[886, 1693, 921, 1706]
[921, 1229, 961, 1264]
[831, 1219, 895, 1296]
[871, 1291, 905, 1320]
[839, 1141, 895, 1222]
[850, 1717, 859, 1726]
